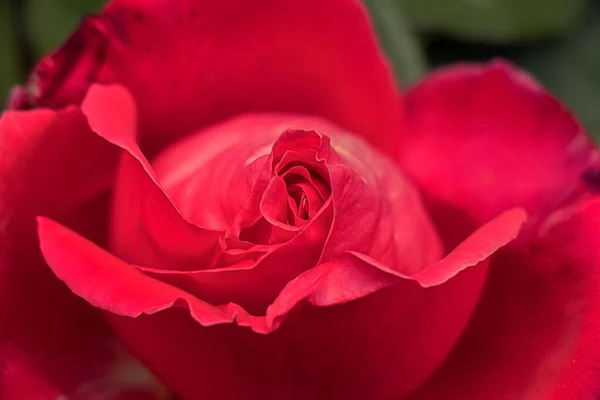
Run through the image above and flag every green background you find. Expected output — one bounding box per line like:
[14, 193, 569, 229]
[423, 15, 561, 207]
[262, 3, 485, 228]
[2, 0, 599, 139]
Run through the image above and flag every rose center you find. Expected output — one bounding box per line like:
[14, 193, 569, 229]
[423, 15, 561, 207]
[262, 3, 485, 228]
[288, 186, 307, 219]
[284, 172, 327, 225]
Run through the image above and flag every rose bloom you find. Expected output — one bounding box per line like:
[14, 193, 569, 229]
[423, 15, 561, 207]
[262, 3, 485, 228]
[2, 0, 599, 399]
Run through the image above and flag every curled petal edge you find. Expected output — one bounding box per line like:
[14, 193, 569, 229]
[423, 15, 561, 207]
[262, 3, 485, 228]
[37, 208, 526, 334]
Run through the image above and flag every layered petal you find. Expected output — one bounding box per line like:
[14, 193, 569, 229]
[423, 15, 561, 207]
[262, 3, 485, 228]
[38, 200, 525, 399]
[36, 217, 267, 330]
[147, 112, 444, 312]
[320, 149, 442, 274]
[90, 90, 337, 313]
[410, 197, 600, 400]
[138, 202, 334, 316]
[13, 0, 401, 157]
[400, 60, 600, 399]
[40, 211, 523, 399]
[81, 84, 222, 271]
[398, 60, 598, 246]
[29, 80, 538, 399]
[0, 108, 161, 399]
[232, 129, 332, 245]
[33, 85, 527, 398]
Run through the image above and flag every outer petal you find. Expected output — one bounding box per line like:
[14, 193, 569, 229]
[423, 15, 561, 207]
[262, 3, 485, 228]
[111, 209, 523, 400]
[398, 60, 598, 246]
[0, 109, 161, 399]
[38, 206, 524, 399]
[410, 197, 600, 400]
[37, 217, 267, 330]
[15, 0, 401, 157]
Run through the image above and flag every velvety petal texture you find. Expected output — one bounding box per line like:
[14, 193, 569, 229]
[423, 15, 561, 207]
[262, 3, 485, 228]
[410, 196, 600, 400]
[0, 108, 162, 399]
[11, 0, 401, 157]
[81, 85, 222, 272]
[35, 85, 528, 399]
[398, 60, 598, 246]
[400, 61, 600, 400]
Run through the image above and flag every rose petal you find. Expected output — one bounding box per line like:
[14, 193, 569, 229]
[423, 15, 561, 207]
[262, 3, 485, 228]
[91, 208, 523, 400]
[81, 84, 222, 270]
[399, 60, 598, 246]
[260, 176, 294, 229]
[36, 175, 524, 331]
[37, 216, 278, 332]
[322, 138, 443, 275]
[268, 207, 526, 313]
[0, 109, 159, 399]
[264, 258, 488, 399]
[0, 108, 117, 214]
[18, 0, 401, 157]
[253, 209, 525, 399]
[410, 197, 600, 400]
[410, 207, 528, 287]
[139, 200, 334, 315]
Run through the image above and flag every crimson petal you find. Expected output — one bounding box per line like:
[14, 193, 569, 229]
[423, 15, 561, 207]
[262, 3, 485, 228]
[81, 84, 222, 270]
[410, 198, 600, 400]
[0, 108, 160, 399]
[399, 60, 597, 246]
[16, 0, 401, 157]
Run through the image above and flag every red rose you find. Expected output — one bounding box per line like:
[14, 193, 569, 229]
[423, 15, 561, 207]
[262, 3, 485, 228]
[2, 1, 599, 399]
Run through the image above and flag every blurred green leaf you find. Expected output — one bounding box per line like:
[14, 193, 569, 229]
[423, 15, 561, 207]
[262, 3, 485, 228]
[0, 3, 20, 106]
[396, 0, 589, 43]
[517, 6, 600, 140]
[364, 0, 427, 85]
[26, 0, 105, 57]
